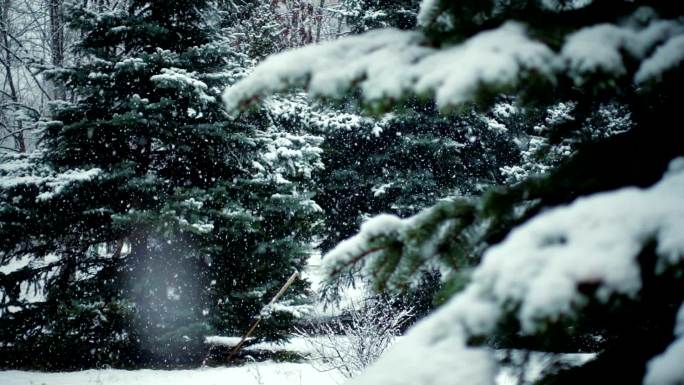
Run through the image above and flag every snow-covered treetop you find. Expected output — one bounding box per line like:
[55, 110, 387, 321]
[329, 157, 684, 385]
[222, 6, 683, 111]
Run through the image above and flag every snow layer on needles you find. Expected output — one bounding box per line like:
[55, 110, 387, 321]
[224, 17, 684, 111]
[223, 29, 427, 110]
[322, 214, 404, 277]
[414, 22, 556, 106]
[224, 23, 555, 110]
[562, 20, 684, 83]
[635, 34, 684, 83]
[644, 302, 684, 385]
[644, 338, 684, 385]
[0, 153, 101, 201]
[416, 0, 439, 27]
[332, 159, 684, 385]
[473, 157, 684, 334]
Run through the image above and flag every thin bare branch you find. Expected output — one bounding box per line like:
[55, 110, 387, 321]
[0, 124, 36, 142]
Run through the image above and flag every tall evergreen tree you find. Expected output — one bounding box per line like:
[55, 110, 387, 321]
[0, 0, 319, 369]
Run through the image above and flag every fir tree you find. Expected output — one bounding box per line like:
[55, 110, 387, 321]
[0, 0, 319, 368]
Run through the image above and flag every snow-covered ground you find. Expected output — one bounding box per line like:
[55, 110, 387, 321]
[0, 362, 341, 385]
[0, 335, 344, 385]
[0, 255, 356, 385]
[0, 251, 596, 385]
[0, 351, 594, 385]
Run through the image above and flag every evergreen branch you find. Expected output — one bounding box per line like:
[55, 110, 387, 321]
[328, 246, 384, 277]
[0, 260, 63, 287]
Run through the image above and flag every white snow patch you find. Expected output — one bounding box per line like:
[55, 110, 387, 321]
[371, 183, 393, 197]
[0, 363, 339, 385]
[204, 336, 245, 347]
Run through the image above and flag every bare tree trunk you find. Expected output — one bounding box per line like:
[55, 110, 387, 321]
[48, 0, 66, 100]
[1, 0, 17, 100]
[0, 0, 26, 152]
[14, 121, 26, 153]
[315, 0, 325, 43]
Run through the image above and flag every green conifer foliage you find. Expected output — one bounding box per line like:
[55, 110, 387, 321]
[341, 0, 421, 33]
[0, 0, 319, 368]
